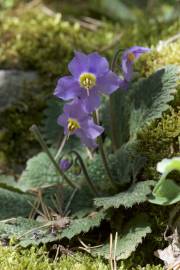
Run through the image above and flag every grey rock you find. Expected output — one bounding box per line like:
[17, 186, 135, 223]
[0, 70, 38, 112]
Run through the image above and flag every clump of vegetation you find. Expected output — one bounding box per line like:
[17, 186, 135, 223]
[0, 245, 163, 270]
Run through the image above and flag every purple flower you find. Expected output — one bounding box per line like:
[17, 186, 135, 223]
[121, 46, 150, 82]
[57, 99, 104, 148]
[60, 159, 72, 172]
[54, 52, 120, 112]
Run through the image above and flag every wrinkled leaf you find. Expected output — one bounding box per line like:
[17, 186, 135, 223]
[110, 142, 147, 185]
[109, 65, 179, 149]
[94, 180, 155, 210]
[0, 212, 106, 247]
[60, 211, 106, 240]
[0, 189, 33, 220]
[18, 151, 61, 191]
[129, 65, 179, 139]
[92, 214, 151, 260]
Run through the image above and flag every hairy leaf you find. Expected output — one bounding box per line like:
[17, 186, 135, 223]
[94, 180, 155, 210]
[64, 185, 95, 218]
[0, 212, 106, 247]
[109, 65, 179, 149]
[0, 189, 33, 220]
[110, 142, 147, 185]
[129, 65, 179, 139]
[92, 214, 151, 260]
[60, 211, 106, 240]
[18, 151, 61, 192]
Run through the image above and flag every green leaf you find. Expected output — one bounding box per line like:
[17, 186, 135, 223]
[64, 184, 95, 218]
[149, 179, 180, 205]
[60, 211, 106, 240]
[20, 212, 105, 246]
[0, 189, 33, 220]
[18, 151, 61, 192]
[129, 65, 179, 139]
[0, 217, 41, 237]
[110, 142, 147, 185]
[92, 214, 151, 260]
[0, 212, 106, 247]
[109, 65, 179, 149]
[88, 143, 147, 187]
[94, 180, 155, 210]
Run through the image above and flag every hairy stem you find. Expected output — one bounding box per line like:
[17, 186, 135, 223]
[30, 125, 79, 190]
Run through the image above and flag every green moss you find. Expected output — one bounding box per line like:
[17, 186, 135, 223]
[0, 245, 163, 270]
[135, 40, 180, 77]
[0, 9, 118, 76]
[0, 7, 179, 76]
[137, 107, 180, 178]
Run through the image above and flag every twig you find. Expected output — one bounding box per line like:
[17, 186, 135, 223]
[157, 32, 180, 51]
[0, 218, 16, 224]
[39, 190, 52, 220]
[100, 33, 123, 53]
[54, 245, 61, 261]
[64, 188, 78, 216]
[28, 197, 41, 219]
[28, 200, 47, 219]
[113, 232, 118, 270]
[78, 237, 103, 253]
[109, 233, 113, 270]
[82, 17, 102, 27]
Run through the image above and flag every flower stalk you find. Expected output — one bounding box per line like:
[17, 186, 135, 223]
[30, 125, 79, 190]
[70, 150, 99, 196]
[55, 135, 67, 162]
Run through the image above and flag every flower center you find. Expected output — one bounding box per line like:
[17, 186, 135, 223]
[79, 73, 96, 94]
[127, 52, 135, 62]
[68, 118, 80, 133]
